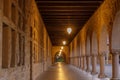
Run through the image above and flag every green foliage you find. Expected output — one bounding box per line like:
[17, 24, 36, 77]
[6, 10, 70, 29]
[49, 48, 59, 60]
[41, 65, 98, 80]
[56, 57, 64, 62]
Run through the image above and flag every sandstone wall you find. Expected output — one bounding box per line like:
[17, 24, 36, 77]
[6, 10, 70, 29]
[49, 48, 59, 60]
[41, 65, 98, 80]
[0, 0, 52, 80]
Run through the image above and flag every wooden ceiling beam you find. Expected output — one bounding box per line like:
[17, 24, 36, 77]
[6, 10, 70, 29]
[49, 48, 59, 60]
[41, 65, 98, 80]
[35, 0, 104, 46]
[42, 13, 93, 16]
[36, 3, 101, 6]
[43, 18, 89, 19]
[36, 1, 102, 4]
[42, 16, 90, 19]
[38, 7, 98, 10]
[40, 10, 95, 12]
[38, 6, 99, 8]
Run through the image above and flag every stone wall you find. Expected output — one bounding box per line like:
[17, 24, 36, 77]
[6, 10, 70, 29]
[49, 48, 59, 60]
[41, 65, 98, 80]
[0, 0, 52, 80]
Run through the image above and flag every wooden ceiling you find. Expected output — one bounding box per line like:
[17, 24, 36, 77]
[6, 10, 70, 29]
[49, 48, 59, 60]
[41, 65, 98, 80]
[35, 0, 104, 46]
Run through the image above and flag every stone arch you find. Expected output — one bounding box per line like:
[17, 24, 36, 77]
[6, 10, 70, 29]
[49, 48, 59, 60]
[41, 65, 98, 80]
[85, 34, 91, 71]
[54, 51, 66, 63]
[77, 34, 80, 56]
[91, 31, 98, 74]
[99, 26, 109, 54]
[80, 34, 86, 56]
[77, 34, 81, 67]
[92, 31, 98, 55]
[79, 38, 82, 57]
[86, 35, 90, 56]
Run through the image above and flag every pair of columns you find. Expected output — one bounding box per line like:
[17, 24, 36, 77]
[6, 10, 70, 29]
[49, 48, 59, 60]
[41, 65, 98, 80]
[99, 50, 120, 79]
[88, 53, 106, 77]
[86, 54, 98, 74]
[79, 56, 86, 70]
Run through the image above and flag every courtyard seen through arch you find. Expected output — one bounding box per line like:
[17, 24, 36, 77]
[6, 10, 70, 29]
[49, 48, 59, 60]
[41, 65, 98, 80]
[0, 0, 120, 80]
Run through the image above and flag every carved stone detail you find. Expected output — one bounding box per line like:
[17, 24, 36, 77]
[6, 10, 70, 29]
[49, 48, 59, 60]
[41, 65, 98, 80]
[112, 49, 120, 55]
[99, 51, 106, 57]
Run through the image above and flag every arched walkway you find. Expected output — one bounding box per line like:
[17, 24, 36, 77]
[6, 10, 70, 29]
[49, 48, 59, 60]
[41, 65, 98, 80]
[38, 62, 101, 80]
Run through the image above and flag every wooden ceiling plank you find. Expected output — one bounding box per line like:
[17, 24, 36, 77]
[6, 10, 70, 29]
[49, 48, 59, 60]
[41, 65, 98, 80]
[38, 6, 99, 8]
[38, 7, 98, 10]
[36, 1, 102, 4]
[42, 16, 90, 19]
[41, 11, 93, 16]
[35, 0, 104, 45]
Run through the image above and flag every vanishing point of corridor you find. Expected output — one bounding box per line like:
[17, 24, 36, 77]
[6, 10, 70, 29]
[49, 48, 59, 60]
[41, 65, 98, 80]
[1, 0, 120, 80]
[39, 62, 93, 80]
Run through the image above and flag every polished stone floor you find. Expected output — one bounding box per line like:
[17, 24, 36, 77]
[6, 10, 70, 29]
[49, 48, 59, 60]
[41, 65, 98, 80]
[38, 62, 102, 80]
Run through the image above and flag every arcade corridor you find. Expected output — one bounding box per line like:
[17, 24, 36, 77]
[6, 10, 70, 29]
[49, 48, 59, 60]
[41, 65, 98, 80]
[39, 62, 98, 80]
[0, 0, 120, 80]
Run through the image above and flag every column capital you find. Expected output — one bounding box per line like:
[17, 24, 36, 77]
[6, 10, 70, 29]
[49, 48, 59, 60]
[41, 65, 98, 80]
[112, 49, 120, 55]
[91, 54, 97, 57]
[99, 52, 106, 57]
[86, 54, 91, 57]
[81, 55, 84, 57]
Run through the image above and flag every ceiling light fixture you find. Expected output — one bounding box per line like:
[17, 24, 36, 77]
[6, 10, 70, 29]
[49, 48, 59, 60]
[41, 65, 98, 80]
[61, 46, 64, 49]
[60, 49, 62, 52]
[63, 41, 66, 45]
[67, 27, 72, 34]
[59, 51, 62, 56]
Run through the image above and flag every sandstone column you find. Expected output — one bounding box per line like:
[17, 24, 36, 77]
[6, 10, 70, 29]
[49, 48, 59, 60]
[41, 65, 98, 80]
[91, 54, 97, 75]
[77, 56, 79, 68]
[81, 56, 83, 69]
[111, 50, 120, 80]
[98, 53, 107, 78]
[79, 56, 82, 69]
[86, 55, 91, 72]
[79, 56, 81, 68]
[82, 56, 86, 70]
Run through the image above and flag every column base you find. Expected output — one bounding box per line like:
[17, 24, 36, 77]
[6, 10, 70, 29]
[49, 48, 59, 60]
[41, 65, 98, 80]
[98, 73, 107, 78]
[110, 78, 120, 80]
[91, 71, 98, 75]
[79, 66, 81, 69]
[86, 69, 90, 72]
[82, 68, 86, 71]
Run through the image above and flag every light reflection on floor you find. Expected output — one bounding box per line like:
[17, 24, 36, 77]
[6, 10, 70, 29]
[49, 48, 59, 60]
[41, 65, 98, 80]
[38, 62, 110, 80]
[57, 62, 67, 80]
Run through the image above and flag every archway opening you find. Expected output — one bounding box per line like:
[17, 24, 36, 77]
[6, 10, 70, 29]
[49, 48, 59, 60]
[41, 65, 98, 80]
[54, 52, 66, 63]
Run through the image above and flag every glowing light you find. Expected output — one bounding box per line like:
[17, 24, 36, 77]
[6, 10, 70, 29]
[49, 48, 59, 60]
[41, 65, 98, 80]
[60, 49, 62, 52]
[67, 27, 72, 34]
[59, 51, 62, 56]
[63, 41, 66, 45]
[61, 46, 64, 49]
